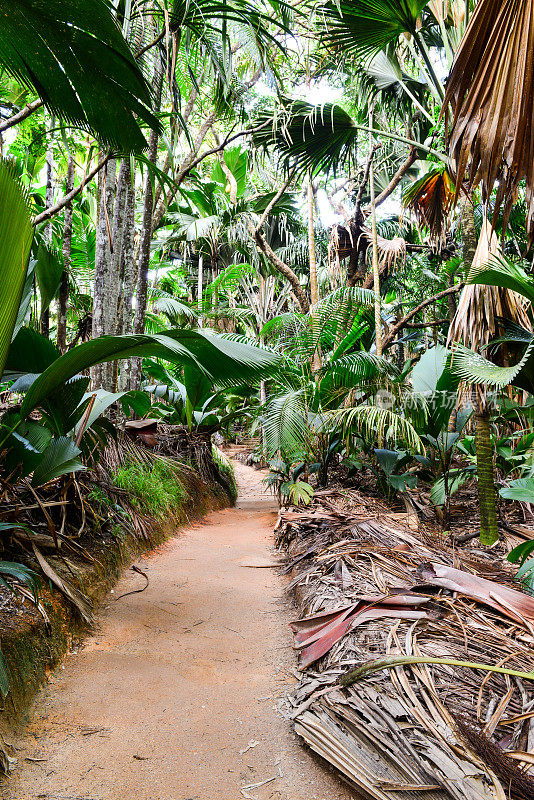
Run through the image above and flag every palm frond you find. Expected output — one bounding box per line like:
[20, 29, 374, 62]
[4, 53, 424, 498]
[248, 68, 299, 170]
[262, 390, 308, 460]
[253, 100, 360, 176]
[402, 167, 455, 243]
[450, 341, 534, 393]
[333, 403, 423, 452]
[443, 0, 534, 241]
[467, 254, 534, 306]
[0, 0, 159, 151]
[318, 0, 429, 61]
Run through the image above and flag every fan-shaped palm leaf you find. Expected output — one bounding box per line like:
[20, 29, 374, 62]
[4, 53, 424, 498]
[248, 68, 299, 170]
[318, 0, 429, 60]
[253, 100, 361, 176]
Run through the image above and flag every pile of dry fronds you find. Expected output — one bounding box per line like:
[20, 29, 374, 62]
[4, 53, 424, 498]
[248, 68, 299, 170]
[277, 488, 534, 800]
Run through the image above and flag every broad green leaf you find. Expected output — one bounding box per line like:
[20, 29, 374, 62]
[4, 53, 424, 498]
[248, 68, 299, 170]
[411, 345, 458, 437]
[35, 243, 64, 314]
[500, 477, 534, 503]
[5, 326, 59, 378]
[31, 436, 84, 487]
[508, 540, 534, 566]
[0, 0, 159, 151]
[0, 161, 33, 380]
[20, 329, 280, 418]
[468, 255, 534, 305]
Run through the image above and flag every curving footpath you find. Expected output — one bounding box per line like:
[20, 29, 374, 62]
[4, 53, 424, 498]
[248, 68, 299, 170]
[3, 460, 355, 800]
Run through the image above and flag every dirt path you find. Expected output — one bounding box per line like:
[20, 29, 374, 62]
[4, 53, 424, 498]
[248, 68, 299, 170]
[4, 461, 355, 800]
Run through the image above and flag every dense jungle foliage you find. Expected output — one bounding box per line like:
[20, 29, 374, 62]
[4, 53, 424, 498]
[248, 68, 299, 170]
[2, 0, 534, 693]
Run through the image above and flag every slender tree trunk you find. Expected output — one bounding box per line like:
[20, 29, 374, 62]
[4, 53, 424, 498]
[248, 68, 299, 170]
[105, 158, 130, 390]
[119, 166, 136, 391]
[446, 272, 457, 323]
[57, 154, 75, 353]
[92, 157, 117, 388]
[461, 196, 477, 268]
[368, 109, 382, 356]
[308, 170, 318, 306]
[108, 160, 130, 334]
[461, 198, 498, 544]
[41, 124, 55, 337]
[197, 255, 204, 324]
[131, 55, 163, 390]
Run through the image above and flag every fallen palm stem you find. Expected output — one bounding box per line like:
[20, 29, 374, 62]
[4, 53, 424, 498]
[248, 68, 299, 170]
[341, 656, 534, 686]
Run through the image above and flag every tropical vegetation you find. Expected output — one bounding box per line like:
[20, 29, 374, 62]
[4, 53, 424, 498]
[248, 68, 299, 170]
[2, 0, 534, 695]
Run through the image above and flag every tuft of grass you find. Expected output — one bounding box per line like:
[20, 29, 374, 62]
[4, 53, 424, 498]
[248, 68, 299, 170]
[113, 460, 189, 520]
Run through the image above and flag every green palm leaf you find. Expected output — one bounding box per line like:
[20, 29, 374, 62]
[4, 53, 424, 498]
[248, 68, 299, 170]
[253, 100, 361, 176]
[319, 0, 429, 60]
[450, 340, 534, 395]
[334, 404, 423, 452]
[0, 160, 33, 381]
[0, 0, 159, 151]
[263, 391, 308, 460]
[321, 352, 394, 390]
[19, 329, 280, 417]
[467, 254, 534, 305]
[30, 436, 84, 487]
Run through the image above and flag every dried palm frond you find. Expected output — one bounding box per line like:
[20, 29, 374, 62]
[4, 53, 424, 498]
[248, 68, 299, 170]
[402, 168, 455, 244]
[448, 222, 531, 355]
[443, 0, 534, 241]
[277, 487, 534, 800]
[376, 234, 406, 273]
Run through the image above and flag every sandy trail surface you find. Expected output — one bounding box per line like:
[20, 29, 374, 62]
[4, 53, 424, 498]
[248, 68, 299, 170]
[3, 461, 355, 800]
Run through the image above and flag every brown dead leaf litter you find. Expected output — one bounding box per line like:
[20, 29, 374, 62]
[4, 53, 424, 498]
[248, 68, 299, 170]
[278, 486, 534, 800]
[1, 461, 353, 800]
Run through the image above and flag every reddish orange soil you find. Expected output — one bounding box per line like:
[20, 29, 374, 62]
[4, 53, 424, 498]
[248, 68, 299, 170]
[3, 462, 355, 800]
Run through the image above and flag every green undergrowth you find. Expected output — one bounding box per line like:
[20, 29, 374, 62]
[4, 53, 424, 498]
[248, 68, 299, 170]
[112, 458, 191, 520]
[213, 445, 238, 503]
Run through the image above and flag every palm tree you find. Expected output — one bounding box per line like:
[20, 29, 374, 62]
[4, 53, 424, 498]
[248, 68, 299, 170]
[260, 287, 422, 484]
[448, 220, 532, 545]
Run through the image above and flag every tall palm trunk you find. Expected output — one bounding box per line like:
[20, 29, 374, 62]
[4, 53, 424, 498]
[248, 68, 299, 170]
[475, 404, 498, 545]
[307, 170, 322, 373]
[119, 166, 136, 391]
[91, 157, 117, 388]
[308, 170, 318, 306]
[57, 154, 75, 353]
[105, 158, 130, 389]
[197, 255, 204, 324]
[369, 109, 382, 357]
[462, 199, 498, 545]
